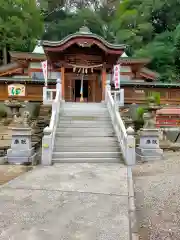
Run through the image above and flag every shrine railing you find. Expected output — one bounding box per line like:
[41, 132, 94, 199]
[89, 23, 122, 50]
[105, 86, 136, 165]
[43, 87, 57, 105]
[41, 79, 62, 165]
[111, 89, 124, 107]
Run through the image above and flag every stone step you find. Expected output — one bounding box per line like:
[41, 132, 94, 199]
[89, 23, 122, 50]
[54, 143, 119, 148]
[63, 108, 108, 111]
[59, 116, 111, 121]
[56, 127, 114, 132]
[57, 124, 113, 128]
[61, 109, 106, 111]
[63, 103, 106, 107]
[62, 106, 107, 109]
[55, 136, 118, 143]
[52, 157, 122, 163]
[58, 120, 111, 124]
[53, 146, 120, 152]
[55, 131, 115, 137]
[62, 108, 107, 110]
[52, 151, 121, 159]
[61, 112, 109, 115]
[61, 112, 108, 115]
[58, 120, 112, 124]
[61, 113, 109, 116]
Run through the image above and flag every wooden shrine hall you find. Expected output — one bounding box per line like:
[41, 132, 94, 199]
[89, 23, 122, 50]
[0, 25, 180, 105]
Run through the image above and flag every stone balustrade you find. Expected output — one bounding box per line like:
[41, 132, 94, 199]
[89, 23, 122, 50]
[105, 85, 136, 165]
[41, 79, 62, 165]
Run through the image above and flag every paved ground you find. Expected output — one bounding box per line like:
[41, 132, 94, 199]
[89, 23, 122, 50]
[0, 163, 129, 240]
[133, 152, 180, 240]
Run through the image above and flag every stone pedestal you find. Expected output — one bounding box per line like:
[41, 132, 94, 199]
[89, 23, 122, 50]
[6, 127, 36, 164]
[136, 129, 163, 162]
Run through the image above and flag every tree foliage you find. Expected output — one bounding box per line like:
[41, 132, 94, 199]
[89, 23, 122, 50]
[2, 0, 180, 82]
[0, 0, 43, 52]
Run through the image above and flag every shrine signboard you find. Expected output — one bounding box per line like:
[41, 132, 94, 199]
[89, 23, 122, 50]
[8, 84, 25, 97]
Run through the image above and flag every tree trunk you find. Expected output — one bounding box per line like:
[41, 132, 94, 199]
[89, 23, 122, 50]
[3, 46, 7, 65]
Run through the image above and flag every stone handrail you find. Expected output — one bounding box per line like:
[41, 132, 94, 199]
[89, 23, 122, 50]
[105, 86, 136, 165]
[41, 79, 62, 165]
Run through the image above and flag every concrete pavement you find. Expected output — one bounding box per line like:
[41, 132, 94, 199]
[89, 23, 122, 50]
[0, 163, 130, 240]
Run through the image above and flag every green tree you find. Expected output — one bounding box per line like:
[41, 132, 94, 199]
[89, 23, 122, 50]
[42, 0, 119, 42]
[0, 0, 43, 53]
[110, 0, 154, 47]
[43, 8, 108, 40]
[134, 31, 175, 82]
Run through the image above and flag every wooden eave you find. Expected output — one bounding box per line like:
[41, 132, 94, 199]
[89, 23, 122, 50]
[43, 35, 126, 55]
[0, 77, 180, 88]
[0, 77, 56, 84]
[120, 81, 180, 88]
[117, 57, 150, 65]
[0, 60, 30, 77]
[9, 51, 46, 61]
[140, 67, 159, 80]
[0, 62, 24, 77]
[43, 31, 126, 48]
[0, 62, 20, 73]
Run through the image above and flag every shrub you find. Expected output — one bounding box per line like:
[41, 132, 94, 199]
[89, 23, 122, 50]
[136, 107, 145, 121]
[147, 92, 161, 105]
[32, 103, 41, 118]
[0, 107, 7, 119]
[133, 120, 144, 132]
[152, 92, 161, 105]
[133, 107, 145, 131]
[3, 118, 11, 126]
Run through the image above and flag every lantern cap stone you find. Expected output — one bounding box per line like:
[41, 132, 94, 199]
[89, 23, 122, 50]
[126, 126, 135, 135]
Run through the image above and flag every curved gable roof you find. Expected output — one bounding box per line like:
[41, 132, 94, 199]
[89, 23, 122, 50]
[43, 26, 126, 54]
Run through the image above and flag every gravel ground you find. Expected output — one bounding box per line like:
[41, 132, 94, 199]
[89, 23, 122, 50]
[0, 165, 32, 185]
[132, 152, 180, 240]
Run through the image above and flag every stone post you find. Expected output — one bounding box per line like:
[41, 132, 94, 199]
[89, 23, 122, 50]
[43, 86, 47, 104]
[56, 78, 61, 90]
[136, 99, 163, 161]
[105, 84, 111, 103]
[56, 78, 64, 102]
[41, 128, 52, 166]
[126, 127, 136, 165]
[6, 127, 36, 164]
[136, 129, 163, 161]
[120, 89, 124, 107]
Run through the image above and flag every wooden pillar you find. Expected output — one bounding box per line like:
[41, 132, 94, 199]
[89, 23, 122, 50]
[93, 78, 95, 102]
[61, 66, 65, 100]
[102, 67, 106, 101]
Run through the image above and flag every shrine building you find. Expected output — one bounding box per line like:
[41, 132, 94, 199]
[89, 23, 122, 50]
[0, 26, 180, 105]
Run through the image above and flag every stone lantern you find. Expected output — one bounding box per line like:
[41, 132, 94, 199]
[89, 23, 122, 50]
[136, 97, 163, 162]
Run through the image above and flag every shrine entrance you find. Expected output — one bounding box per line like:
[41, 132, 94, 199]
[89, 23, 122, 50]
[64, 72, 102, 102]
[74, 79, 88, 102]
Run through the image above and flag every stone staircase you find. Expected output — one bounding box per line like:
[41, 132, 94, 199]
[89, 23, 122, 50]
[52, 102, 123, 163]
[31, 105, 51, 149]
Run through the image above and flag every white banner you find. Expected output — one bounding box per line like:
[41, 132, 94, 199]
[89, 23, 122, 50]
[113, 64, 120, 89]
[41, 60, 48, 86]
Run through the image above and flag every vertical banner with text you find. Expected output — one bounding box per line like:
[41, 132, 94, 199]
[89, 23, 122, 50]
[41, 60, 48, 86]
[113, 64, 120, 89]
